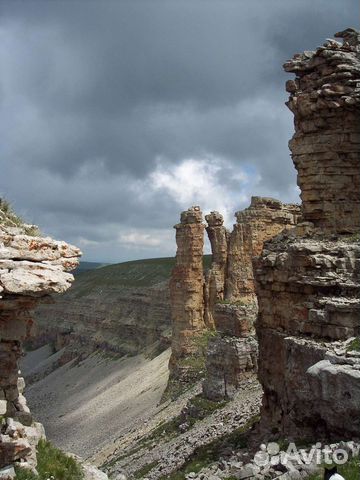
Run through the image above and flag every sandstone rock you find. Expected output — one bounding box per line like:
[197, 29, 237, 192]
[226, 197, 300, 303]
[284, 28, 360, 233]
[255, 29, 360, 439]
[202, 198, 299, 401]
[204, 212, 229, 328]
[169, 207, 206, 382]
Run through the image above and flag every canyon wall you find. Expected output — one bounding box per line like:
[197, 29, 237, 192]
[31, 279, 171, 370]
[0, 224, 81, 472]
[254, 28, 360, 439]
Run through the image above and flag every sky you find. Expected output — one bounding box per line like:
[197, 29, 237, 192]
[0, 0, 357, 262]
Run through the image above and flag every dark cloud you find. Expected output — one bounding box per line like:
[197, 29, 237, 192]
[0, 0, 357, 261]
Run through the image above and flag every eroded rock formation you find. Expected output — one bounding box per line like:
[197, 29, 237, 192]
[284, 27, 360, 234]
[168, 199, 300, 398]
[203, 198, 300, 400]
[0, 224, 81, 472]
[254, 28, 360, 439]
[226, 197, 300, 302]
[168, 206, 206, 382]
[204, 211, 229, 329]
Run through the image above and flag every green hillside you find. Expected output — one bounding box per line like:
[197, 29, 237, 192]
[68, 255, 212, 297]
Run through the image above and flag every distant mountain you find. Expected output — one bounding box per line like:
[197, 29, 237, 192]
[73, 261, 110, 274]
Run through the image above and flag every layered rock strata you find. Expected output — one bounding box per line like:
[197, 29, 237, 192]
[169, 207, 206, 382]
[254, 28, 360, 439]
[284, 27, 360, 234]
[202, 198, 300, 400]
[225, 197, 300, 303]
[0, 224, 81, 471]
[204, 212, 229, 329]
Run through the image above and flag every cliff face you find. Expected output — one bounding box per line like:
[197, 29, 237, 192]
[202, 198, 300, 400]
[0, 224, 81, 471]
[225, 197, 300, 302]
[254, 28, 360, 439]
[32, 280, 171, 362]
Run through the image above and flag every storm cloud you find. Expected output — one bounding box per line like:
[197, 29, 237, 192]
[0, 0, 357, 261]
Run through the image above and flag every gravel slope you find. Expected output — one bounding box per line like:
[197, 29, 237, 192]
[23, 347, 171, 460]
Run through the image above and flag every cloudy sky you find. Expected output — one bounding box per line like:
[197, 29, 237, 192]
[0, 1, 357, 262]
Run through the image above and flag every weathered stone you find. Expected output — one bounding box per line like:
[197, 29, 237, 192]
[284, 28, 360, 233]
[202, 198, 299, 400]
[169, 207, 206, 382]
[0, 219, 81, 470]
[255, 29, 360, 440]
[204, 212, 229, 328]
[226, 197, 300, 302]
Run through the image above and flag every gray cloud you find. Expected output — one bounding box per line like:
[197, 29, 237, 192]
[0, 0, 357, 261]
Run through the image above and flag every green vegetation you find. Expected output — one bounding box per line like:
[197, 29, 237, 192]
[215, 299, 246, 306]
[347, 337, 360, 352]
[343, 233, 360, 243]
[0, 198, 40, 236]
[133, 460, 158, 479]
[15, 439, 84, 480]
[158, 414, 260, 480]
[188, 394, 227, 415]
[66, 254, 211, 297]
[307, 455, 360, 480]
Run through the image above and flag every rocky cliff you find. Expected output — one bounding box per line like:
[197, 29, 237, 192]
[203, 198, 300, 400]
[0, 220, 81, 472]
[167, 199, 300, 399]
[254, 27, 360, 440]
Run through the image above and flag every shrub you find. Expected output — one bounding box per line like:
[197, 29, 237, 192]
[15, 439, 84, 480]
[0, 198, 40, 236]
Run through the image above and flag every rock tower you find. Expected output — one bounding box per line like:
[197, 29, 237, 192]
[254, 28, 360, 439]
[168, 206, 206, 383]
[203, 198, 300, 400]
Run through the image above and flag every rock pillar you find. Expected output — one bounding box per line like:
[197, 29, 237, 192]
[203, 198, 300, 400]
[255, 29, 360, 439]
[204, 212, 229, 328]
[168, 207, 206, 384]
[284, 28, 360, 234]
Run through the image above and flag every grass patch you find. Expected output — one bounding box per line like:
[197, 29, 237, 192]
[215, 299, 246, 306]
[133, 461, 158, 478]
[347, 337, 360, 352]
[0, 198, 40, 236]
[307, 455, 360, 480]
[343, 233, 360, 243]
[188, 394, 227, 415]
[158, 414, 260, 480]
[15, 439, 84, 480]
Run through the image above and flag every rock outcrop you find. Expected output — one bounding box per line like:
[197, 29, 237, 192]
[284, 27, 360, 234]
[204, 212, 229, 329]
[0, 223, 81, 472]
[254, 28, 360, 439]
[203, 198, 300, 400]
[225, 197, 300, 302]
[168, 207, 206, 382]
